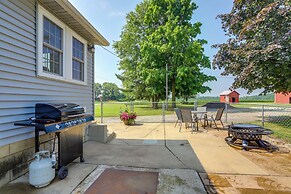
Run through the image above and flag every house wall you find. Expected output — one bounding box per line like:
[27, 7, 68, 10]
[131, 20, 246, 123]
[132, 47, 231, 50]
[275, 93, 291, 104]
[0, 0, 94, 147]
[0, 0, 95, 186]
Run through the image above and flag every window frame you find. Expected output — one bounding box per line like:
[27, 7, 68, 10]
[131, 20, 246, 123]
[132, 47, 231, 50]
[42, 16, 64, 76]
[37, 4, 87, 85]
[72, 36, 85, 82]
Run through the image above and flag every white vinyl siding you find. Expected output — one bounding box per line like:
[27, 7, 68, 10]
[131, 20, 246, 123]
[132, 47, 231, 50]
[0, 0, 94, 146]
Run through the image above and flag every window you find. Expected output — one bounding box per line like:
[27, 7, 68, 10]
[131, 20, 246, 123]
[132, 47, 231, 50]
[43, 17, 63, 76]
[72, 37, 84, 81]
[37, 5, 87, 85]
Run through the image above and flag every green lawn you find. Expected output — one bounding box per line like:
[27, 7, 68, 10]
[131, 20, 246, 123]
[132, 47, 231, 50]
[95, 101, 174, 117]
[94, 101, 290, 117]
[231, 102, 291, 108]
[249, 121, 291, 143]
[94, 101, 207, 117]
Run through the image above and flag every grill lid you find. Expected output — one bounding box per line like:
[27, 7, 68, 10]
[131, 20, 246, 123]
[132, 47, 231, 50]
[35, 103, 85, 122]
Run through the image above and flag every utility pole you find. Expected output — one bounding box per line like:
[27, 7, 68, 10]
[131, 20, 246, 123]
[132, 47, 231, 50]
[166, 64, 168, 110]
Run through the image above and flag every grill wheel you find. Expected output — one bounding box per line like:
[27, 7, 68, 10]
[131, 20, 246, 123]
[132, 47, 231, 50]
[58, 166, 68, 180]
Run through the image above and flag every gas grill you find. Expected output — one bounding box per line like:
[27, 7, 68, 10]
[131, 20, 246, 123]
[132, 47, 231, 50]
[35, 103, 85, 123]
[15, 103, 94, 179]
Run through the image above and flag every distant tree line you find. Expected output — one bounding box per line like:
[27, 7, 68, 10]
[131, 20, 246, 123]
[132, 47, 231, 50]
[240, 93, 274, 102]
[95, 82, 126, 101]
[196, 94, 274, 102]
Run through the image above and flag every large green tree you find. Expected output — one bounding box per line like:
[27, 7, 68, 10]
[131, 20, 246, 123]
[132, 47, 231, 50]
[95, 82, 125, 101]
[114, 0, 215, 108]
[95, 83, 103, 100]
[213, 0, 291, 94]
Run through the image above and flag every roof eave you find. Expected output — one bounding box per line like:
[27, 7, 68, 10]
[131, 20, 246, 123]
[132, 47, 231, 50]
[39, 0, 109, 46]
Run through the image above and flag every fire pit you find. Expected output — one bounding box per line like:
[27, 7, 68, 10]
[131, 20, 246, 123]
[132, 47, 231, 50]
[225, 124, 276, 152]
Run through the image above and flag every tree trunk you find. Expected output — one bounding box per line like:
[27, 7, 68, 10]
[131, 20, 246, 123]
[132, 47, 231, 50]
[152, 95, 158, 109]
[171, 76, 176, 108]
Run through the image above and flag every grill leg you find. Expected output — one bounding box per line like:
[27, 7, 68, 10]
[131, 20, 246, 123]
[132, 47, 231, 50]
[57, 132, 61, 169]
[80, 156, 85, 163]
[35, 128, 40, 152]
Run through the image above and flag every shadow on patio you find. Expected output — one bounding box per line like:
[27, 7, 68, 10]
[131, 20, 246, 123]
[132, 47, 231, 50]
[1, 122, 291, 194]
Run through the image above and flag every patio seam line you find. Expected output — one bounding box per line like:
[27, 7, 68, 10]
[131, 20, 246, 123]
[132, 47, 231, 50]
[199, 172, 289, 177]
[197, 172, 209, 192]
[70, 164, 99, 194]
[141, 123, 163, 138]
[119, 139, 130, 145]
[163, 122, 191, 169]
[72, 162, 100, 165]
[109, 144, 164, 147]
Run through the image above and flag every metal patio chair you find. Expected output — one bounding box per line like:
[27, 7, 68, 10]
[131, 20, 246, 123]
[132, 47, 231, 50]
[181, 109, 198, 132]
[174, 108, 182, 128]
[205, 107, 225, 129]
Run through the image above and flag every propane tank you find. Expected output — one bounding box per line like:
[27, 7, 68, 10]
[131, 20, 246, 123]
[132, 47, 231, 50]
[29, 150, 55, 188]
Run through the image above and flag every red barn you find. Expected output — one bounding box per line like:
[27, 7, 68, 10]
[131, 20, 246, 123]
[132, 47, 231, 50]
[220, 90, 240, 103]
[275, 93, 291, 104]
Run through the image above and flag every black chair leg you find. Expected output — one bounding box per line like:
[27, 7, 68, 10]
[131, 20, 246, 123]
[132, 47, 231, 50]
[214, 121, 218, 129]
[220, 120, 224, 129]
[175, 120, 177, 127]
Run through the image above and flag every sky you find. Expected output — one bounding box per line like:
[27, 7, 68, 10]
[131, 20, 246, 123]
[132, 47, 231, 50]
[68, 0, 262, 97]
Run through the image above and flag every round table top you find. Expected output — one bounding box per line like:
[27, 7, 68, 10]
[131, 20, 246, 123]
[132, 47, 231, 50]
[232, 124, 261, 129]
[191, 111, 207, 114]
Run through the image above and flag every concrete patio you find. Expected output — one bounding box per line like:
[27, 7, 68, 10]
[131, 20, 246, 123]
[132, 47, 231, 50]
[1, 122, 291, 193]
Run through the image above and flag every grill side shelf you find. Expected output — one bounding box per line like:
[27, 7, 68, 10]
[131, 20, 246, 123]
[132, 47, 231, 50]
[14, 120, 36, 127]
[44, 115, 94, 133]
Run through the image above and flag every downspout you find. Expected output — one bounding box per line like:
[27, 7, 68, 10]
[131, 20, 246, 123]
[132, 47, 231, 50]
[91, 45, 95, 118]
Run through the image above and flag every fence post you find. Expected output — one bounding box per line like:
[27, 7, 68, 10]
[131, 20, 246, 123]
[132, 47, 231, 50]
[225, 102, 228, 123]
[130, 101, 134, 112]
[100, 101, 103, 123]
[162, 102, 165, 123]
[194, 98, 197, 111]
[262, 105, 265, 127]
[166, 63, 168, 111]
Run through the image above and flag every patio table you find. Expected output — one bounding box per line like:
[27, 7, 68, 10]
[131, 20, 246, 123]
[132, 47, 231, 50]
[191, 111, 208, 129]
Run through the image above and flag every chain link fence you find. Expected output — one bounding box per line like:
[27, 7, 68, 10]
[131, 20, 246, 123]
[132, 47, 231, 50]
[262, 105, 291, 128]
[95, 101, 165, 124]
[95, 101, 290, 128]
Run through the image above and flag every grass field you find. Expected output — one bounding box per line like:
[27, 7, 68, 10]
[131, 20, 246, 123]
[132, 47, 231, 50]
[232, 102, 291, 108]
[250, 121, 291, 143]
[95, 101, 290, 117]
[94, 101, 207, 117]
[95, 102, 174, 117]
